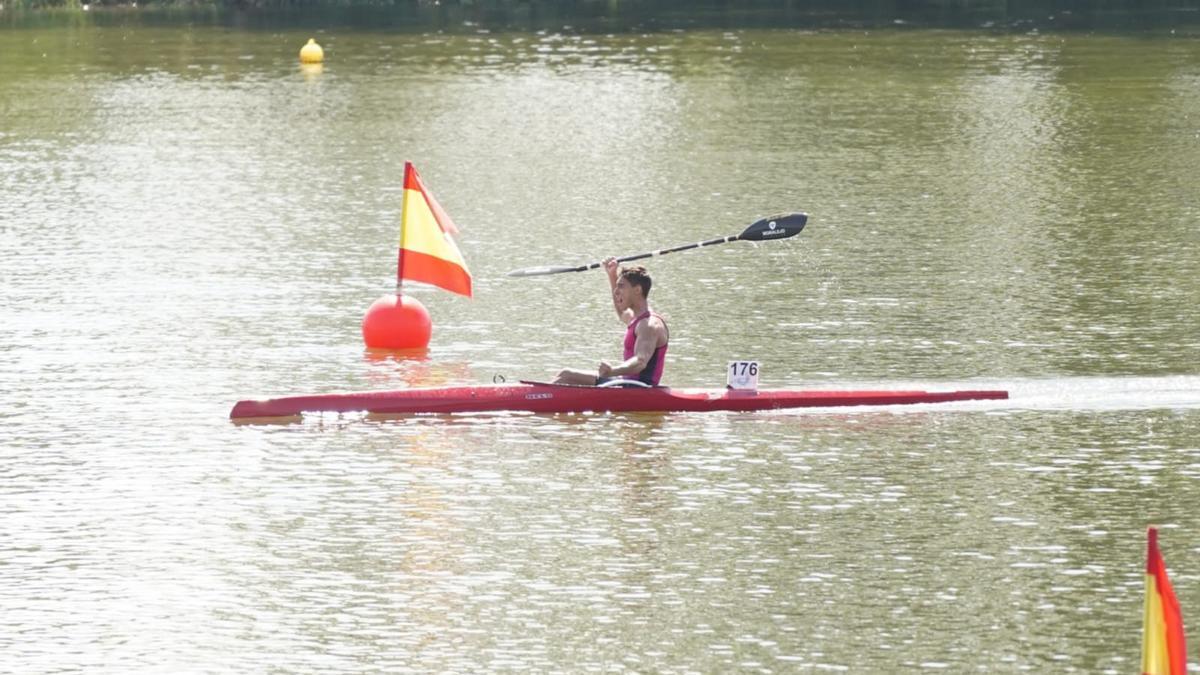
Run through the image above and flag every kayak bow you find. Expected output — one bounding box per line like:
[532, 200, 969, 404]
[230, 381, 1008, 419]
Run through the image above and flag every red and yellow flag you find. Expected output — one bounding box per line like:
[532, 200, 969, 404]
[1143, 527, 1187, 675]
[398, 162, 471, 297]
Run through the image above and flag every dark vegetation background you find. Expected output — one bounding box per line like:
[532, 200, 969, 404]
[3, 0, 1200, 32]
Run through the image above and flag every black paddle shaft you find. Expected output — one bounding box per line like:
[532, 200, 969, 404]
[506, 212, 807, 277]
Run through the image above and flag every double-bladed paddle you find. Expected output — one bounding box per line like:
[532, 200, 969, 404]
[506, 212, 808, 277]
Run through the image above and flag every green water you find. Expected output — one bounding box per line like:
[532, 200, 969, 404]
[3, 12, 1200, 672]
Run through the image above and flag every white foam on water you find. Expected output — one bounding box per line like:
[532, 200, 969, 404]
[769, 376, 1200, 415]
[1001, 375, 1200, 412]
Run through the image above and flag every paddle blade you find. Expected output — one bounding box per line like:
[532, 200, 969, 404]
[737, 212, 807, 242]
[506, 264, 590, 277]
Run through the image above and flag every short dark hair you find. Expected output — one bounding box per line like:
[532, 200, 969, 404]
[618, 266, 652, 298]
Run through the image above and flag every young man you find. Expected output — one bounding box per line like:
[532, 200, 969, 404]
[554, 257, 670, 386]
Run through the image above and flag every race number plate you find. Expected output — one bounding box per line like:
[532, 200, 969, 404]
[727, 361, 760, 391]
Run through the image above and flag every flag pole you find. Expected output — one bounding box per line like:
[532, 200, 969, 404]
[397, 161, 411, 296]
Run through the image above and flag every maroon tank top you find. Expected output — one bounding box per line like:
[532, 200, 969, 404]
[623, 310, 669, 386]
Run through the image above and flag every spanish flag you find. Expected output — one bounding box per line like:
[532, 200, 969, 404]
[398, 162, 472, 297]
[1143, 527, 1187, 675]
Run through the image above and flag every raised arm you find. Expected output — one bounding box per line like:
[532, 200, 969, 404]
[604, 257, 635, 325]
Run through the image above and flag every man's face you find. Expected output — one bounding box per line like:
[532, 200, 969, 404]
[613, 277, 640, 310]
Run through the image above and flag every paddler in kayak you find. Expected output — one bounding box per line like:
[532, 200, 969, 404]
[554, 258, 670, 387]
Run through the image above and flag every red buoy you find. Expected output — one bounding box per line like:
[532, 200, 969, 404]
[362, 294, 432, 349]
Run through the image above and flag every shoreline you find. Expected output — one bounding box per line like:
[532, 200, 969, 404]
[3, 1, 1200, 33]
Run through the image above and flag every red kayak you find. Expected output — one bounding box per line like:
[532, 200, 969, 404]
[230, 380, 1008, 419]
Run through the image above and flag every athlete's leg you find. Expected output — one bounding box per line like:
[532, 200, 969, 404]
[554, 368, 599, 385]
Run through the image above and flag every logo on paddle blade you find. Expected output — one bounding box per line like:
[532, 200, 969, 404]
[760, 221, 789, 237]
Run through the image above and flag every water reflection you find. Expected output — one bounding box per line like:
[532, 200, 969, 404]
[299, 62, 323, 80]
[612, 416, 673, 558]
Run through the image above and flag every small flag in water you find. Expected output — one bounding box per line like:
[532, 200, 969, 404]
[1142, 526, 1187, 675]
[398, 162, 472, 297]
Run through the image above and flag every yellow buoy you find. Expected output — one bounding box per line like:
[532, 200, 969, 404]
[299, 38, 324, 64]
